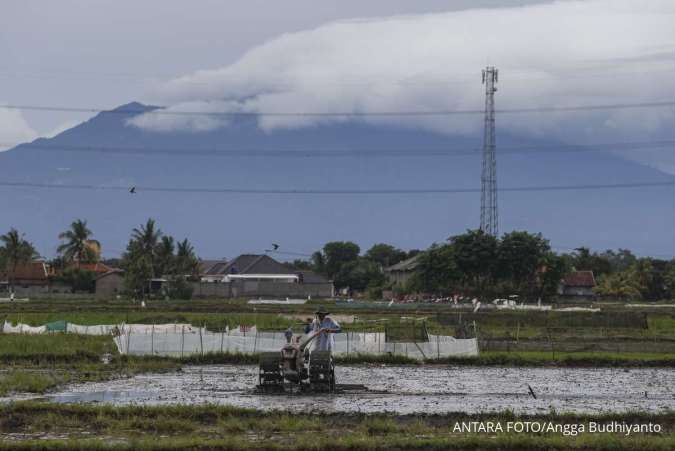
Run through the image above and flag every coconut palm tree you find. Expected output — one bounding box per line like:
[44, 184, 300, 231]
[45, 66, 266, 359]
[130, 219, 162, 277]
[0, 228, 39, 293]
[176, 238, 199, 277]
[57, 219, 96, 263]
[156, 235, 175, 277]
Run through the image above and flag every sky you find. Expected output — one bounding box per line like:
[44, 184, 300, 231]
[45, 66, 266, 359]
[0, 0, 549, 138]
[1, 0, 675, 259]
[2, 0, 675, 173]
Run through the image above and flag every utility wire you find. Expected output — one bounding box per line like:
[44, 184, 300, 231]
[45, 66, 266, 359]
[1, 180, 674, 195]
[3, 100, 675, 117]
[2, 140, 675, 158]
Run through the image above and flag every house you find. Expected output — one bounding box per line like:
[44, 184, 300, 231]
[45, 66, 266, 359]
[95, 270, 125, 300]
[200, 254, 299, 282]
[384, 255, 421, 288]
[199, 259, 229, 281]
[0, 261, 51, 293]
[194, 254, 333, 298]
[558, 271, 597, 298]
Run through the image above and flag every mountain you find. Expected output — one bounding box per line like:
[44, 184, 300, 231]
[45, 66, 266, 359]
[1, 102, 674, 259]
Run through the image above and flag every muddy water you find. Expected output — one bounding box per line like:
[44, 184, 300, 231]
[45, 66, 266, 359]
[37, 365, 675, 414]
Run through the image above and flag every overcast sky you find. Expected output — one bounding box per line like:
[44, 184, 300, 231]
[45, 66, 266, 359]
[2, 0, 675, 173]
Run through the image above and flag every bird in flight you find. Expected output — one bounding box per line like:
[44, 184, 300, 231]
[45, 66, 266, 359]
[129, 187, 136, 194]
[272, 243, 279, 250]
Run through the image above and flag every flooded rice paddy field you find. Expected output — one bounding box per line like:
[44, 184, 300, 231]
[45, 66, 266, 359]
[17, 365, 675, 414]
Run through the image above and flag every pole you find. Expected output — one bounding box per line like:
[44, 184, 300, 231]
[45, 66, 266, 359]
[220, 328, 224, 353]
[199, 323, 204, 356]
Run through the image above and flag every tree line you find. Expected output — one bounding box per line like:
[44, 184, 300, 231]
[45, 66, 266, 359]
[2, 222, 675, 301]
[292, 230, 675, 301]
[0, 219, 198, 298]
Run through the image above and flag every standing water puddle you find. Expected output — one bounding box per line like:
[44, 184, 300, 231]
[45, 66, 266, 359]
[17, 365, 675, 414]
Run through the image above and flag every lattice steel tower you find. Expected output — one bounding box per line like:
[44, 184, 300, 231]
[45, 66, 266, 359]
[480, 66, 498, 236]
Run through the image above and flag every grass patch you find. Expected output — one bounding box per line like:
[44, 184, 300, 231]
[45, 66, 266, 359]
[0, 371, 65, 395]
[432, 351, 675, 367]
[0, 403, 672, 450]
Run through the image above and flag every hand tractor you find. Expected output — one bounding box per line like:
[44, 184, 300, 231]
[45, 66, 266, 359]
[258, 330, 336, 392]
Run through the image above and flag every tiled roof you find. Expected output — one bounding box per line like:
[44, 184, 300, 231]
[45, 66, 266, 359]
[68, 262, 114, 274]
[0, 261, 49, 283]
[95, 269, 125, 280]
[561, 271, 596, 288]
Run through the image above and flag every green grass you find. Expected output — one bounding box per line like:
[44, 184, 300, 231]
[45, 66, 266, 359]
[0, 371, 65, 395]
[434, 351, 675, 367]
[0, 402, 672, 450]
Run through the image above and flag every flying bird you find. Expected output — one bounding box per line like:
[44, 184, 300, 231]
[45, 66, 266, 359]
[272, 243, 279, 250]
[129, 187, 136, 194]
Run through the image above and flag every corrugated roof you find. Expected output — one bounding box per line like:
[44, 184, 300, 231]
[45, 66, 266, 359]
[561, 270, 596, 287]
[207, 254, 291, 276]
[385, 254, 421, 272]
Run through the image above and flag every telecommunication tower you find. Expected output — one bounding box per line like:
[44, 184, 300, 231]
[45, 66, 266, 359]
[480, 66, 498, 237]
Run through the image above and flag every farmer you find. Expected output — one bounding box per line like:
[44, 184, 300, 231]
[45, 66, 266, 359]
[311, 308, 341, 352]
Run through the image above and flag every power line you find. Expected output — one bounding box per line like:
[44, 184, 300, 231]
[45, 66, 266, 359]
[1, 180, 674, 195]
[3, 99, 675, 117]
[2, 140, 675, 158]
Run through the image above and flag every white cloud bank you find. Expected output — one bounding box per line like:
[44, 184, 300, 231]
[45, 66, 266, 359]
[0, 108, 38, 151]
[129, 0, 675, 168]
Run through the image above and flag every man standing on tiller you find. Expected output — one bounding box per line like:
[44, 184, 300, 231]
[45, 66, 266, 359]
[312, 307, 341, 351]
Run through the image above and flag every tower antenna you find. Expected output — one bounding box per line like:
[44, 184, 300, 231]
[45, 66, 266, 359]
[480, 66, 498, 236]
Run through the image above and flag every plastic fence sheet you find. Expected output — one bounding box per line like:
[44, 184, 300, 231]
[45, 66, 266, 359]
[113, 328, 478, 359]
[2, 321, 47, 334]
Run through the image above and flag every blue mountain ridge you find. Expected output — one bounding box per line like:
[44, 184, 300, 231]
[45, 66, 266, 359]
[1, 102, 673, 259]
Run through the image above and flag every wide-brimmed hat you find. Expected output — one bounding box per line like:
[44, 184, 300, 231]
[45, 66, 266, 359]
[315, 307, 330, 315]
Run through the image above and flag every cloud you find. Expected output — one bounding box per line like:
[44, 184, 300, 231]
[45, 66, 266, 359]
[0, 108, 38, 151]
[129, 0, 675, 169]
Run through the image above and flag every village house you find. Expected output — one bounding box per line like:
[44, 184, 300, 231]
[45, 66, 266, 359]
[194, 254, 333, 298]
[558, 270, 597, 299]
[0, 261, 52, 295]
[95, 269, 125, 300]
[384, 254, 420, 288]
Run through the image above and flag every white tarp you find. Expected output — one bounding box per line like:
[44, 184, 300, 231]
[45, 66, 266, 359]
[2, 320, 47, 334]
[1, 320, 479, 359]
[113, 328, 479, 360]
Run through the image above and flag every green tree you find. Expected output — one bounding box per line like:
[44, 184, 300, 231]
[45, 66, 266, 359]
[364, 243, 406, 268]
[450, 229, 498, 295]
[130, 218, 162, 278]
[311, 251, 325, 274]
[57, 219, 97, 263]
[600, 249, 638, 273]
[538, 252, 570, 300]
[572, 247, 612, 276]
[664, 260, 675, 299]
[56, 267, 96, 293]
[334, 258, 384, 292]
[594, 269, 644, 300]
[0, 228, 39, 293]
[408, 244, 460, 295]
[497, 231, 551, 296]
[321, 241, 360, 278]
[122, 240, 153, 299]
[175, 238, 199, 278]
[156, 236, 175, 277]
